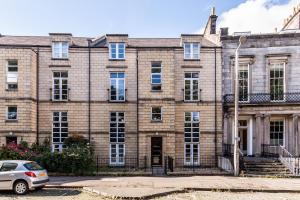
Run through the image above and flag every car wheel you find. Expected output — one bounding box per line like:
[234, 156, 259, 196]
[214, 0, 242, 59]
[13, 180, 29, 195]
[35, 186, 44, 191]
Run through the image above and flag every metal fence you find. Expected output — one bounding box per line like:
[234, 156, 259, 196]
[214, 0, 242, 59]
[261, 144, 280, 157]
[94, 156, 148, 173]
[224, 93, 300, 105]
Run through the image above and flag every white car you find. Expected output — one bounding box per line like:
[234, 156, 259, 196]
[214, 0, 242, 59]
[0, 160, 49, 194]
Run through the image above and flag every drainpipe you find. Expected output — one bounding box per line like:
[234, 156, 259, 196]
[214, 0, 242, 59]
[136, 50, 139, 166]
[214, 48, 217, 165]
[88, 40, 91, 143]
[35, 48, 40, 145]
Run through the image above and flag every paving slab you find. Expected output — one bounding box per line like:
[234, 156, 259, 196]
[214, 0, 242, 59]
[84, 186, 180, 199]
[47, 176, 300, 199]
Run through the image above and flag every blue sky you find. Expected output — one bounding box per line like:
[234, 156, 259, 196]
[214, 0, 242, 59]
[0, 0, 295, 37]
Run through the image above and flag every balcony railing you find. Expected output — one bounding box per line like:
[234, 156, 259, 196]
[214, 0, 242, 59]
[107, 88, 127, 102]
[182, 88, 202, 102]
[224, 93, 300, 105]
[50, 88, 70, 101]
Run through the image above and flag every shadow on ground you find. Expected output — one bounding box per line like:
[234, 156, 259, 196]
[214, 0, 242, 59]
[0, 189, 82, 197]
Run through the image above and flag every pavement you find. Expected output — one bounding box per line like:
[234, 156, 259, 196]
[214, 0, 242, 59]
[47, 176, 300, 199]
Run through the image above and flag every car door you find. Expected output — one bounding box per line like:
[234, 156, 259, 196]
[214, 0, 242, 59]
[0, 162, 18, 189]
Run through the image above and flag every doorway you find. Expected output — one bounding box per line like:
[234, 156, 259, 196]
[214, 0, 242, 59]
[238, 128, 248, 154]
[151, 137, 162, 166]
[6, 136, 17, 145]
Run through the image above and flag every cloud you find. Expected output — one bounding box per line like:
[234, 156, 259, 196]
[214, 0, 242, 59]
[218, 0, 299, 34]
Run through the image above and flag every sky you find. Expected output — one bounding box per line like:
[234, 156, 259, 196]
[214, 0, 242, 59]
[0, 0, 298, 38]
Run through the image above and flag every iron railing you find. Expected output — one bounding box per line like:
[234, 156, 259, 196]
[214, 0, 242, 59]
[278, 146, 300, 176]
[261, 144, 280, 157]
[171, 156, 217, 172]
[182, 88, 202, 102]
[50, 88, 70, 101]
[94, 156, 148, 173]
[223, 143, 233, 157]
[107, 88, 127, 102]
[224, 93, 300, 105]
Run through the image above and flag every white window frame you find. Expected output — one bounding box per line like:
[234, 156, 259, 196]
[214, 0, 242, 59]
[269, 118, 285, 147]
[151, 107, 162, 121]
[269, 62, 286, 102]
[52, 42, 69, 59]
[184, 43, 200, 59]
[238, 64, 250, 102]
[6, 60, 18, 90]
[52, 111, 68, 152]
[151, 62, 162, 91]
[184, 112, 200, 166]
[110, 72, 126, 102]
[109, 43, 126, 60]
[184, 143, 200, 166]
[52, 71, 68, 101]
[109, 112, 125, 166]
[184, 72, 200, 101]
[6, 106, 18, 120]
[110, 143, 125, 166]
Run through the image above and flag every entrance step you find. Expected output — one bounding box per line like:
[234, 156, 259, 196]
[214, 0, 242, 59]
[152, 167, 165, 176]
[242, 157, 292, 177]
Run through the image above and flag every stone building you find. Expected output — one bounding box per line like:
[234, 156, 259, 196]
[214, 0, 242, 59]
[221, 5, 300, 157]
[0, 12, 222, 170]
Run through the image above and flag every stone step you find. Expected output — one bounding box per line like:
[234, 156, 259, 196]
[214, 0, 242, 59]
[244, 164, 286, 168]
[242, 157, 292, 177]
[152, 167, 165, 176]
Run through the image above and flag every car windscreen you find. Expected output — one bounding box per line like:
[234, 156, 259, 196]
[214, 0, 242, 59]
[24, 162, 44, 170]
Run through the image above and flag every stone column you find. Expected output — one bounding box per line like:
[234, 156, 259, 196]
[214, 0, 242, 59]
[226, 114, 233, 144]
[263, 114, 270, 145]
[254, 114, 263, 155]
[293, 114, 299, 156]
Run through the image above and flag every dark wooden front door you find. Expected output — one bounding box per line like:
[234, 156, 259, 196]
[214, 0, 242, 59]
[151, 137, 162, 166]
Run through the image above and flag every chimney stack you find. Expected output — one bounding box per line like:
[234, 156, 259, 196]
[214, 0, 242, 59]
[209, 7, 217, 34]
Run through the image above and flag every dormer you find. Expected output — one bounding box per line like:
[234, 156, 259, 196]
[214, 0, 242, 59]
[49, 33, 72, 59]
[180, 34, 202, 60]
[106, 34, 128, 60]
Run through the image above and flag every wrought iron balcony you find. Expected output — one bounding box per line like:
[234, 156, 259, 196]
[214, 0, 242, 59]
[182, 88, 202, 102]
[224, 93, 300, 105]
[107, 88, 127, 102]
[50, 88, 70, 101]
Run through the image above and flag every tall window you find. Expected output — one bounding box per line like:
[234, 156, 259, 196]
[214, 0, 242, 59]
[184, 43, 200, 59]
[52, 112, 68, 152]
[238, 64, 249, 102]
[6, 106, 17, 120]
[52, 42, 69, 59]
[109, 43, 125, 59]
[184, 112, 200, 165]
[110, 112, 125, 165]
[151, 107, 162, 121]
[110, 72, 125, 101]
[270, 63, 285, 101]
[151, 62, 162, 91]
[270, 120, 284, 146]
[184, 72, 199, 101]
[53, 71, 68, 101]
[6, 60, 18, 90]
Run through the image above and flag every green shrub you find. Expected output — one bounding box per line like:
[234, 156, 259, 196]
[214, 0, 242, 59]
[0, 136, 95, 175]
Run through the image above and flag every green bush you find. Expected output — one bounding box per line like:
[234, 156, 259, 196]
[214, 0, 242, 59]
[0, 136, 95, 175]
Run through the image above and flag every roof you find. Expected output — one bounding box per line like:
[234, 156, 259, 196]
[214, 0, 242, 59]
[0, 35, 218, 48]
[0, 35, 90, 47]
